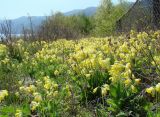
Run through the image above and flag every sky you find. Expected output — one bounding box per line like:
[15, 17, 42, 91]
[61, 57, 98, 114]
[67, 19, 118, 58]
[0, 0, 136, 19]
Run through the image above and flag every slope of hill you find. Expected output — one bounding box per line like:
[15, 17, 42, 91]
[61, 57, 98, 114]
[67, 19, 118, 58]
[12, 16, 46, 34]
[0, 7, 97, 34]
[64, 7, 97, 16]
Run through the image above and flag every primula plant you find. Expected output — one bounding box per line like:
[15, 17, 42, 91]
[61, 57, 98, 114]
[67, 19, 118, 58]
[0, 30, 160, 116]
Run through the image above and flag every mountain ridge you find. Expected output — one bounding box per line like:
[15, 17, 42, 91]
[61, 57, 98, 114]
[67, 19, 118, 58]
[0, 7, 97, 34]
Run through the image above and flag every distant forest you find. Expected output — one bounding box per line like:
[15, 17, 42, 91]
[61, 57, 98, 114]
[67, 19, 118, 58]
[0, 0, 132, 41]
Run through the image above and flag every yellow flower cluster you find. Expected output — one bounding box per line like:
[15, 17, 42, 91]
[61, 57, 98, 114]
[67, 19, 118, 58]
[0, 44, 7, 56]
[33, 92, 42, 102]
[101, 84, 110, 96]
[156, 83, 160, 93]
[1, 31, 160, 114]
[146, 87, 155, 97]
[109, 62, 124, 82]
[19, 85, 37, 94]
[15, 109, 22, 117]
[64, 84, 72, 97]
[146, 83, 160, 97]
[31, 36, 158, 98]
[135, 79, 141, 85]
[152, 56, 160, 66]
[0, 90, 8, 102]
[54, 70, 59, 76]
[43, 76, 59, 100]
[69, 39, 113, 75]
[43, 76, 58, 90]
[1, 58, 10, 64]
[30, 101, 40, 111]
[17, 75, 60, 112]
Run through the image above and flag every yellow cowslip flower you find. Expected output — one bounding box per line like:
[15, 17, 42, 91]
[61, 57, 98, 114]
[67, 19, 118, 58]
[43, 76, 52, 89]
[119, 42, 129, 53]
[146, 87, 155, 97]
[2, 90, 8, 96]
[98, 58, 110, 70]
[27, 85, 37, 93]
[2, 58, 10, 64]
[43, 76, 50, 82]
[67, 91, 72, 97]
[54, 70, 59, 76]
[130, 48, 136, 56]
[142, 32, 148, 39]
[85, 74, 91, 79]
[19, 86, 25, 91]
[46, 92, 53, 99]
[65, 85, 72, 97]
[123, 70, 131, 79]
[15, 109, 22, 117]
[36, 80, 42, 86]
[137, 33, 143, 40]
[119, 53, 127, 60]
[132, 74, 136, 79]
[109, 62, 125, 82]
[53, 91, 58, 97]
[65, 85, 71, 91]
[93, 87, 98, 94]
[30, 101, 40, 111]
[89, 70, 94, 74]
[124, 79, 132, 86]
[135, 79, 141, 85]
[44, 82, 52, 90]
[0, 44, 7, 54]
[155, 83, 160, 93]
[0, 90, 8, 102]
[53, 83, 58, 89]
[131, 85, 137, 93]
[33, 93, 42, 102]
[101, 84, 110, 96]
[125, 63, 131, 70]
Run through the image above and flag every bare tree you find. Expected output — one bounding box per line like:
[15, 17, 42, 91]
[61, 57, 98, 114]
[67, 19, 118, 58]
[22, 24, 27, 40]
[27, 14, 35, 40]
[0, 19, 13, 43]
